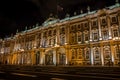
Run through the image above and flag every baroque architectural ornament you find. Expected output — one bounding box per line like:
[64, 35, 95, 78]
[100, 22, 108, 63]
[0, 3, 120, 66]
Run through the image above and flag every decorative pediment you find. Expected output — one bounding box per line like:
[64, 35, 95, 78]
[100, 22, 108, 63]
[42, 14, 59, 26]
[97, 9, 107, 16]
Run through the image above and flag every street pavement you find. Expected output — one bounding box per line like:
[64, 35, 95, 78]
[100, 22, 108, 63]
[0, 65, 120, 80]
[0, 69, 120, 80]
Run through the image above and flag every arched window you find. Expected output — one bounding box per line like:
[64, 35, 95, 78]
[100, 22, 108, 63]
[115, 45, 120, 59]
[71, 49, 76, 59]
[85, 48, 90, 60]
[77, 48, 83, 59]
[113, 29, 118, 37]
[103, 46, 111, 60]
[94, 47, 100, 60]
[102, 29, 109, 40]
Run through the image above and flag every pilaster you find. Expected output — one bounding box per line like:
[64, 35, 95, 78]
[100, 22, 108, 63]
[65, 23, 70, 44]
[90, 44, 94, 65]
[107, 15, 112, 39]
[110, 41, 115, 64]
[56, 25, 60, 46]
[98, 16, 102, 40]
[88, 19, 92, 42]
[65, 45, 70, 65]
[100, 42, 104, 66]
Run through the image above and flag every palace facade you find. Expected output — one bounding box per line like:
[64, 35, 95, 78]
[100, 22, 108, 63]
[0, 2, 120, 66]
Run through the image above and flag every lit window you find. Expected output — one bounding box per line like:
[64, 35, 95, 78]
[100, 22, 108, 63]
[77, 32, 82, 42]
[115, 46, 120, 59]
[85, 50, 90, 60]
[84, 33, 89, 41]
[94, 48, 100, 60]
[104, 47, 111, 59]
[93, 32, 98, 41]
[102, 30, 108, 40]
[60, 36, 65, 45]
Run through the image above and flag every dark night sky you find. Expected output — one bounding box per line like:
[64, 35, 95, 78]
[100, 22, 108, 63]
[0, 0, 117, 38]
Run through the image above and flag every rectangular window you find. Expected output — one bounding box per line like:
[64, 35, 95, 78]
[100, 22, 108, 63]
[85, 23, 87, 27]
[92, 20, 97, 26]
[60, 36, 65, 45]
[60, 27, 65, 34]
[71, 33, 76, 44]
[78, 35, 81, 42]
[111, 16, 117, 23]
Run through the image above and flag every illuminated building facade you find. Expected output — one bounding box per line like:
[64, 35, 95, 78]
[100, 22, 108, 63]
[0, 2, 120, 66]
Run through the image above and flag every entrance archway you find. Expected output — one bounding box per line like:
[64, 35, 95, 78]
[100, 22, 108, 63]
[45, 50, 55, 65]
[58, 48, 66, 65]
[35, 51, 40, 65]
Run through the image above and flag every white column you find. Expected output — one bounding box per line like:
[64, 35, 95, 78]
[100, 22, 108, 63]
[90, 47, 94, 65]
[43, 54, 45, 65]
[100, 46, 104, 66]
[110, 43, 115, 64]
[24, 36, 26, 50]
[57, 53, 59, 65]
[43, 50, 45, 65]
[98, 16, 102, 40]
[53, 51, 56, 65]
[40, 32, 43, 47]
[65, 47, 69, 65]
[34, 34, 37, 48]
[40, 50, 44, 65]
[65, 24, 70, 44]
[89, 19, 92, 42]
[107, 15, 112, 39]
[55, 36, 57, 46]
[57, 25, 60, 46]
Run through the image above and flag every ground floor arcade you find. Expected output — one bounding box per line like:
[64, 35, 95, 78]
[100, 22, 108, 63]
[1, 41, 120, 66]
